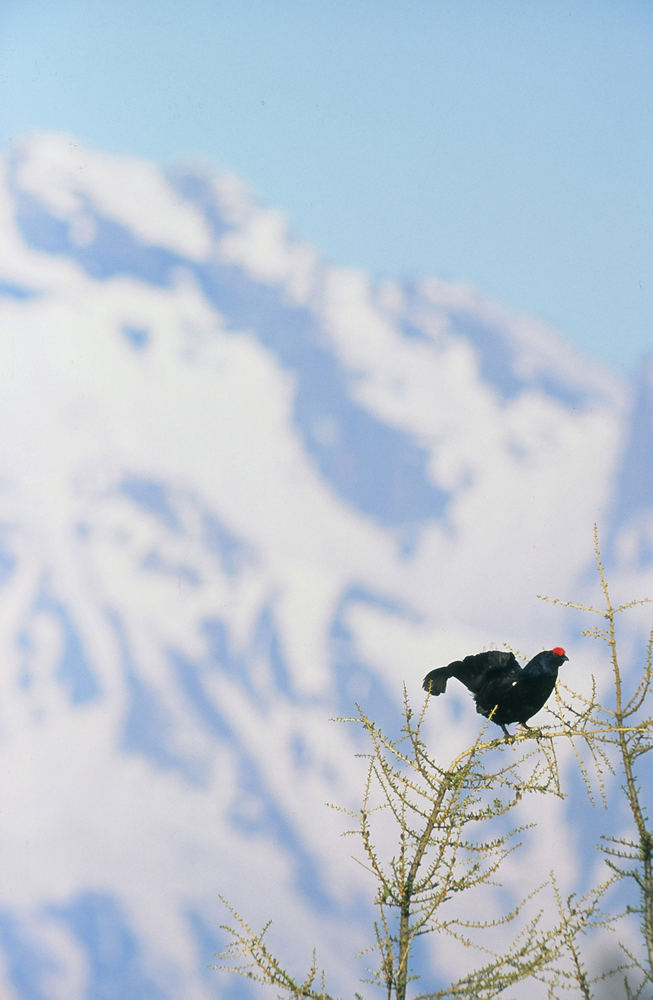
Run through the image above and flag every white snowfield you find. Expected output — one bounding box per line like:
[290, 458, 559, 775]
[0, 132, 648, 999]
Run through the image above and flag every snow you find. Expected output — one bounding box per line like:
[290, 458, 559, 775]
[0, 132, 648, 1000]
[13, 134, 213, 260]
[219, 204, 319, 303]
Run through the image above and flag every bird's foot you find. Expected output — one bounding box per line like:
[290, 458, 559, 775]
[520, 723, 543, 741]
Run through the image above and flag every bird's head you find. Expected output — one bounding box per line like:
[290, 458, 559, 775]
[552, 646, 569, 664]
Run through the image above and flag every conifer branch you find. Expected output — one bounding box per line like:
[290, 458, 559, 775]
[214, 526, 653, 998]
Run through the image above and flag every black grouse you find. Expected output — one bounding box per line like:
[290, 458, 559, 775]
[422, 647, 569, 738]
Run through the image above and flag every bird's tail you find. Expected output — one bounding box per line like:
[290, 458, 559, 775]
[422, 664, 458, 695]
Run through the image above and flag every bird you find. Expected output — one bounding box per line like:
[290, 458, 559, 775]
[422, 647, 569, 738]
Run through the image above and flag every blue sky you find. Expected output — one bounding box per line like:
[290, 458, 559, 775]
[1, 0, 651, 373]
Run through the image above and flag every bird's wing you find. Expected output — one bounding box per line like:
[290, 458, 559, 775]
[450, 650, 520, 695]
[476, 656, 557, 725]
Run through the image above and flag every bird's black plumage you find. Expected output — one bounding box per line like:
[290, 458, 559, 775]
[422, 647, 569, 737]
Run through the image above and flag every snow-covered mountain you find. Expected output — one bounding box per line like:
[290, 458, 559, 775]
[0, 133, 649, 999]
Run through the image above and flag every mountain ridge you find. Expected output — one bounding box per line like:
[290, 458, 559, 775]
[0, 132, 648, 999]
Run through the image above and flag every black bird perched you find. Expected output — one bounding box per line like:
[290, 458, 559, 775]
[422, 647, 569, 738]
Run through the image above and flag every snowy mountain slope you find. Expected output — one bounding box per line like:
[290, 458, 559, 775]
[0, 133, 649, 999]
[606, 355, 653, 569]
